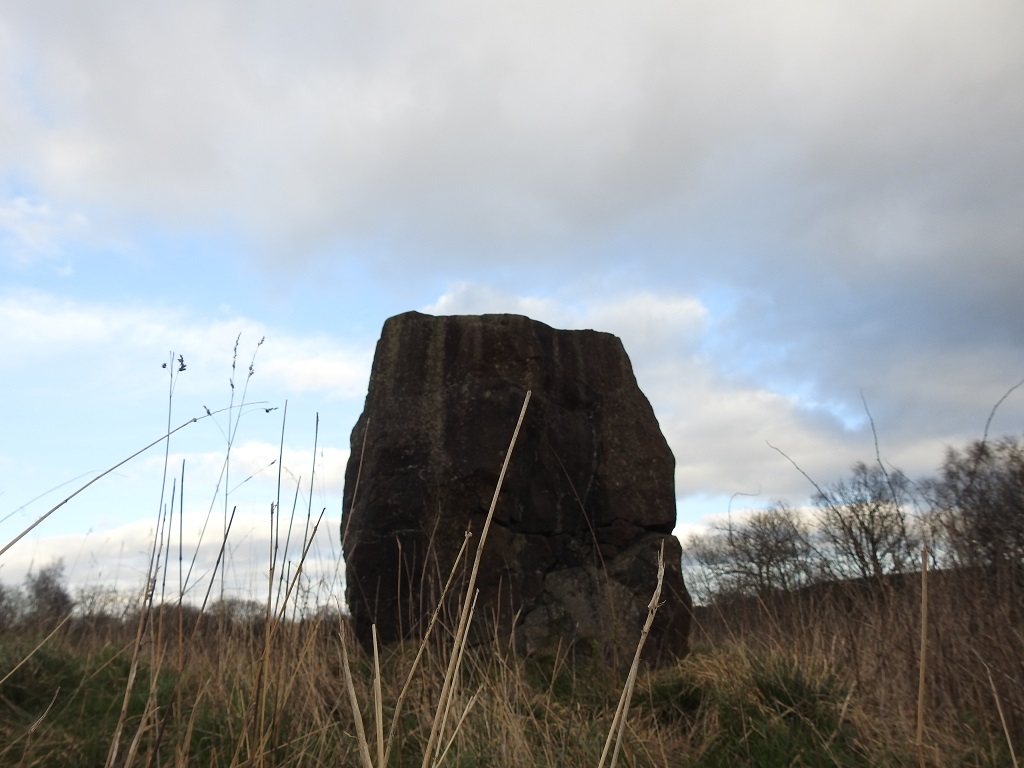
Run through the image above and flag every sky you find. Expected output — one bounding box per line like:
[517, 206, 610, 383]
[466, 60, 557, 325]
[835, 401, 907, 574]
[1, 0, 1022, 603]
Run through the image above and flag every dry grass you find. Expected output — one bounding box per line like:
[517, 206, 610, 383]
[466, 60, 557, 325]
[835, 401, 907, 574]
[2, 363, 1021, 765]
[692, 562, 1023, 766]
[3, 555, 1021, 766]
[1, 389, 685, 767]
[0, 573, 684, 767]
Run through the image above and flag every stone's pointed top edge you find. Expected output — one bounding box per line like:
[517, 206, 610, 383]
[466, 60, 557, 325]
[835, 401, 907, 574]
[387, 309, 550, 327]
[384, 310, 619, 341]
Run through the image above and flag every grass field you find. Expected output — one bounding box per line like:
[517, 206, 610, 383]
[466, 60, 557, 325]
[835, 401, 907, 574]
[1, 547, 1020, 766]
[1, 379, 1020, 766]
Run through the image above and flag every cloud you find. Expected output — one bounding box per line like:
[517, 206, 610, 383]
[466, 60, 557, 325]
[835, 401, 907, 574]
[5, 1, 1019, 394]
[0, 291, 369, 557]
[0, 510, 344, 604]
[2, 0, 1020, 267]
[0, 196, 86, 269]
[0, 289, 238, 364]
[0, 290, 373, 400]
[424, 284, 563, 321]
[419, 282, 1024, 512]
[423, 284, 851, 498]
[2, 1, 1022, 570]
[4, 2, 1021, 404]
[260, 348, 372, 399]
[147, 441, 351, 497]
[424, 283, 708, 357]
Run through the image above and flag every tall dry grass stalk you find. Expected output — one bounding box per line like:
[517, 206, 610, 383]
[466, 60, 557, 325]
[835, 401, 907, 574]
[336, 391, 534, 768]
[916, 544, 929, 768]
[979, 650, 1020, 768]
[598, 542, 665, 768]
[420, 390, 532, 768]
[0, 413, 212, 560]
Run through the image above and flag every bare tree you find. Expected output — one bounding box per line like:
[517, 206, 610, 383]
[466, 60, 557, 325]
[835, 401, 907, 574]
[929, 435, 1024, 569]
[813, 462, 918, 581]
[0, 582, 26, 631]
[685, 530, 733, 603]
[25, 559, 74, 622]
[687, 504, 817, 599]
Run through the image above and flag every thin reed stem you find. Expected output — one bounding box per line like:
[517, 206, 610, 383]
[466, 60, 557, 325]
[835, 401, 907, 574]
[916, 544, 929, 768]
[598, 542, 666, 768]
[419, 390, 531, 768]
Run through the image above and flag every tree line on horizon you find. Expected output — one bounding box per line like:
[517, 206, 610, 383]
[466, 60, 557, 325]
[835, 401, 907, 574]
[3, 432, 1022, 626]
[685, 433, 1024, 603]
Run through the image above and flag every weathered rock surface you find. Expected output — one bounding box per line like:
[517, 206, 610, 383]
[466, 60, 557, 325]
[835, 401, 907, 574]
[341, 311, 691, 661]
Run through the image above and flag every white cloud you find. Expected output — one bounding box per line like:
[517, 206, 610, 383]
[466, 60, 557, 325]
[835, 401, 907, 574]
[0, 509, 343, 605]
[0, 291, 373, 399]
[0, 290, 239, 366]
[0, 196, 87, 269]
[147, 441, 350, 497]
[0, 292, 365, 563]
[585, 294, 709, 359]
[0, 197, 55, 258]
[261, 349, 371, 399]
[423, 284, 562, 321]
[424, 283, 708, 356]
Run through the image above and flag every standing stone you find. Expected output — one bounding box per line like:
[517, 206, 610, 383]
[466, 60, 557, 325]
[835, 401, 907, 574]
[341, 311, 691, 662]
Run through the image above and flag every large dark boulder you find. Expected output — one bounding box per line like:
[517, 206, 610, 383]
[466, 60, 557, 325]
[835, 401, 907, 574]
[341, 311, 691, 661]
